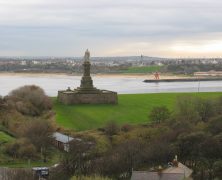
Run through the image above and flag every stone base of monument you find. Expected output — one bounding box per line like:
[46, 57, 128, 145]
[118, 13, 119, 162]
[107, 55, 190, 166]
[57, 89, 118, 105]
[57, 49, 118, 105]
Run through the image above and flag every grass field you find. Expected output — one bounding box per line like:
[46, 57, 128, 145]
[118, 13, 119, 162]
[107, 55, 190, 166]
[53, 92, 222, 131]
[0, 131, 14, 144]
[0, 148, 60, 168]
[121, 65, 163, 73]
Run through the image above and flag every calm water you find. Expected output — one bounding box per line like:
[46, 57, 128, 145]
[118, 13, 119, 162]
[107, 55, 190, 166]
[0, 74, 222, 96]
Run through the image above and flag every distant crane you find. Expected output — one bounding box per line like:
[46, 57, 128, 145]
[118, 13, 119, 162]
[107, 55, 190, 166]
[154, 72, 160, 80]
[140, 54, 143, 65]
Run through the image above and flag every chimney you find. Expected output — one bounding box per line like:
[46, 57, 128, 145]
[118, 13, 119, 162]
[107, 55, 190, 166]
[172, 155, 179, 167]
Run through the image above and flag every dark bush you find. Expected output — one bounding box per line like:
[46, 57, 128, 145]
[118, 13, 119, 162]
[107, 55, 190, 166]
[8, 85, 52, 116]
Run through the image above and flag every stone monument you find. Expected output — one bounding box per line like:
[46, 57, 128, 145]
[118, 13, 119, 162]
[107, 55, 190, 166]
[58, 49, 118, 105]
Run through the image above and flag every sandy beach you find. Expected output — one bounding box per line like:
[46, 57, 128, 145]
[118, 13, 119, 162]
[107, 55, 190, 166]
[0, 72, 190, 80]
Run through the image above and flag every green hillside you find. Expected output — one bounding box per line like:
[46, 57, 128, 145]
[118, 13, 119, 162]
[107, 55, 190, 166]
[121, 65, 163, 73]
[0, 131, 14, 144]
[53, 92, 222, 131]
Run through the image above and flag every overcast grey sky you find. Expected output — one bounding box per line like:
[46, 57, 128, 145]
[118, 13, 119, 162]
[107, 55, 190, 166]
[0, 0, 222, 57]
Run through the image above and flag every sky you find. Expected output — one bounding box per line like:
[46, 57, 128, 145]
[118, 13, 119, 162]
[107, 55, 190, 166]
[0, 0, 222, 57]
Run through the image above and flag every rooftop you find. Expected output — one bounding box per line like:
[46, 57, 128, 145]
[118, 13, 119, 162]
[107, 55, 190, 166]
[131, 162, 193, 180]
[53, 132, 77, 143]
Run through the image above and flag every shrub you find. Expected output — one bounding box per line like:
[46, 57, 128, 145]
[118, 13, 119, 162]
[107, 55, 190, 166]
[22, 119, 55, 158]
[104, 121, 120, 137]
[121, 124, 132, 132]
[213, 160, 222, 179]
[149, 106, 170, 124]
[8, 85, 52, 116]
[5, 138, 37, 159]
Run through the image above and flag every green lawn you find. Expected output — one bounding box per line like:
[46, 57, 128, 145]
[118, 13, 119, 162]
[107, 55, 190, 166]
[121, 65, 163, 73]
[0, 160, 55, 168]
[0, 148, 61, 168]
[0, 131, 14, 144]
[0, 128, 59, 168]
[53, 92, 222, 131]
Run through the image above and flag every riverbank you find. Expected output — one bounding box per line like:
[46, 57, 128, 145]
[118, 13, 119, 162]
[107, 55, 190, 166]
[0, 72, 189, 79]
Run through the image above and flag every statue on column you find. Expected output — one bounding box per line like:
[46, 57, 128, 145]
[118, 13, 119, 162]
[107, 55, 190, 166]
[84, 49, 90, 62]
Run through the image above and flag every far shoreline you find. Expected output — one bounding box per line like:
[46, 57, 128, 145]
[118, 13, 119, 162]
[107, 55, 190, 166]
[0, 72, 191, 80]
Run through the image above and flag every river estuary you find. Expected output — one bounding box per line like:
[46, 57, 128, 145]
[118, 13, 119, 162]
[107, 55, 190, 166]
[0, 74, 222, 96]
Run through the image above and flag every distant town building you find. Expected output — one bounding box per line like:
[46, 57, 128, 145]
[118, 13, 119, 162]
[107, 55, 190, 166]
[20, 61, 27, 65]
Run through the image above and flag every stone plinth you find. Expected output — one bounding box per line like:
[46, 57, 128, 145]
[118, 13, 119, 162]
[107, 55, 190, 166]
[58, 90, 118, 105]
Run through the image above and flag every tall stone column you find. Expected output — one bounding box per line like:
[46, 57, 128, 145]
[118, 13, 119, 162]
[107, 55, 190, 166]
[80, 49, 94, 89]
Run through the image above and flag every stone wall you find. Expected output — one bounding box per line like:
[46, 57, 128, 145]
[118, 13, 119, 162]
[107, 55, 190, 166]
[58, 90, 118, 105]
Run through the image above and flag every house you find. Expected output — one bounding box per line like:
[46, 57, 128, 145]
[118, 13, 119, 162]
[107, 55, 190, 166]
[131, 162, 193, 180]
[162, 162, 192, 178]
[53, 132, 81, 152]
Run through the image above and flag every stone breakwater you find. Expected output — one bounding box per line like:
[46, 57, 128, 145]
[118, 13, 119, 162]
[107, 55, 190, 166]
[144, 78, 222, 83]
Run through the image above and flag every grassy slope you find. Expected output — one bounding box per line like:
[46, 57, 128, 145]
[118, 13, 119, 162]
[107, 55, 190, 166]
[0, 131, 15, 165]
[121, 66, 162, 73]
[0, 131, 14, 144]
[54, 92, 222, 131]
[0, 149, 60, 168]
[0, 125, 59, 168]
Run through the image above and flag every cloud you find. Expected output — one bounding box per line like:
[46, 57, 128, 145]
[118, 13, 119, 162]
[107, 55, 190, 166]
[0, 0, 222, 57]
